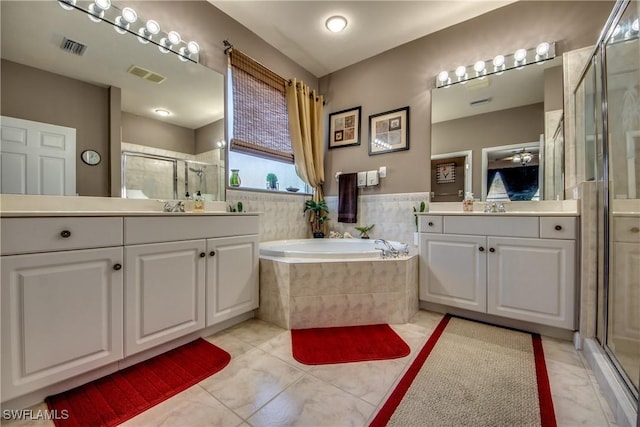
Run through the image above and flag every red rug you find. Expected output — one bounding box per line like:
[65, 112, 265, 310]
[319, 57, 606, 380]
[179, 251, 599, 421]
[46, 338, 230, 427]
[370, 315, 557, 427]
[291, 324, 410, 365]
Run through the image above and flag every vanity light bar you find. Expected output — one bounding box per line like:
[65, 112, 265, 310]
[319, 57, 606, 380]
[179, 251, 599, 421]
[435, 42, 556, 88]
[57, 0, 200, 63]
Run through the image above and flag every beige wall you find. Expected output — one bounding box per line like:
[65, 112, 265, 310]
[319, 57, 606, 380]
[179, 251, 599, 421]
[432, 103, 544, 197]
[122, 112, 195, 154]
[0, 59, 110, 197]
[196, 119, 225, 154]
[544, 66, 564, 112]
[319, 1, 613, 196]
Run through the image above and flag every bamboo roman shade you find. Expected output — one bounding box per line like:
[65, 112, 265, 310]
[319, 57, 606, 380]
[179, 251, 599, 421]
[229, 49, 293, 163]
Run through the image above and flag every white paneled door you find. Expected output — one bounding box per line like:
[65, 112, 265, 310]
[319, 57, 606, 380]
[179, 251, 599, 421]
[0, 116, 76, 195]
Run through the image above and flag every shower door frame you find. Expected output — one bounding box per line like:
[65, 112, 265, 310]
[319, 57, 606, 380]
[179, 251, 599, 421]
[574, 0, 640, 405]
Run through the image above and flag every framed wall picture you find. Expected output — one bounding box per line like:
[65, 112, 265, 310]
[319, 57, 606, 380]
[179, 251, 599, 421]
[369, 106, 409, 155]
[436, 162, 456, 183]
[328, 106, 361, 149]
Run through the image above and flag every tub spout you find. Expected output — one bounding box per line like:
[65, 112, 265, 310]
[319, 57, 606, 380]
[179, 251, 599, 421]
[375, 239, 399, 258]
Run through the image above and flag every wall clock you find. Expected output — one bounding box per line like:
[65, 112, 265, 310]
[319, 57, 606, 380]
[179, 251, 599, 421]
[81, 149, 101, 166]
[436, 162, 456, 183]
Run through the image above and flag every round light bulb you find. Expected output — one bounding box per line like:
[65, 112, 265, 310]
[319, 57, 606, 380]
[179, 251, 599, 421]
[167, 31, 181, 45]
[94, 0, 110, 10]
[122, 7, 137, 23]
[187, 41, 200, 54]
[178, 47, 190, 61]
[473, 60, 485, 73]
[146, 20, 160, 35]
[114, 16, 130, 34]
[438, 71, 449, 83]
[536, 42, 550, 56]
[87, 3, 104, 22]
[514, 48, 527, 62]
[325, 16, 347, 33]
[455, 66, 467, 78]
[493, 55, 505, 67]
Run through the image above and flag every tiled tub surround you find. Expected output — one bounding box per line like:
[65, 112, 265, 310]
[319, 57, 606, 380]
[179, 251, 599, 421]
[227, 189, 312, 241]
[258, 255, 418, 329]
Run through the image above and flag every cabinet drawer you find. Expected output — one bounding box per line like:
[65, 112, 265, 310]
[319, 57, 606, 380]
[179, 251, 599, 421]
[444, 216, 539, 238]
[613, 217, 640, 243]
[540, 217, 577, 240]
[124, 215, 260, 245]
[1, 217, 123, 255]
[418, 216, 443, 233]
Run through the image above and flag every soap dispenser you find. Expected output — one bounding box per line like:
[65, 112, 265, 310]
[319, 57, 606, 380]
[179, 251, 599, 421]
[193, 191, 204, 212]
[463, 192, 474, 212]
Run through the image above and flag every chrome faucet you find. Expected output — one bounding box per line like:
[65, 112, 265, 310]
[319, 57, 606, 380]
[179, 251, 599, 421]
[483, 202, 506, 213]
[374, 239, 400, 258]
[163, 201, 185, 212]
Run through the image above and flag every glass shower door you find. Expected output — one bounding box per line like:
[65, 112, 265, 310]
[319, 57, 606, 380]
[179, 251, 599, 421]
[603, 0, 640, 396]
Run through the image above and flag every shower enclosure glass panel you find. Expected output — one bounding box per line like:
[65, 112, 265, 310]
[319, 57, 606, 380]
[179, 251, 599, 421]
[604, 0, 640, 393]
[122, 152, 222, 201]
[122, 152, 176, 200]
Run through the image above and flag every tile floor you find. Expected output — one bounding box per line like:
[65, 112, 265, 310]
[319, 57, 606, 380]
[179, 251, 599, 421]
[2, 310, 619, 427]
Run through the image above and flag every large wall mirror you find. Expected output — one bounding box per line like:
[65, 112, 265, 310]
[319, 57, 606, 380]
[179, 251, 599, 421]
[1, 1, 225, 200]
[431, 55, 564, 202]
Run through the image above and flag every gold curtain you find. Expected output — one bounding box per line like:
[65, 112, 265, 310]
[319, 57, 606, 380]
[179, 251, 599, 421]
[286, 79, 325, 202]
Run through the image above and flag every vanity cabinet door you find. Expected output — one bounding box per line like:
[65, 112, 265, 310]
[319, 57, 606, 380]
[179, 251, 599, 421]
[206, 235, 259, 326]
[419, 233, 487, 312]
[486, 237, 575, 329]
[124, 240, 206, 356]
[1, 247, 123, 401]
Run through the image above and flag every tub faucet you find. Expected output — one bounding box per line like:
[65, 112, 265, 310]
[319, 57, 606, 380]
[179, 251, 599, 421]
[375, 239, 399, 258]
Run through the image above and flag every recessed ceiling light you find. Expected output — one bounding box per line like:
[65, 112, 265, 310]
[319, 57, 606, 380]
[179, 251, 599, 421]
[154, 108, 170, 117]
[325, 15, 347, 33]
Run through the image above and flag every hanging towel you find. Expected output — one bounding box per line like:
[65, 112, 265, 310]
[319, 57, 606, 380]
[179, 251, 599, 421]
[338, 173, 358, 223]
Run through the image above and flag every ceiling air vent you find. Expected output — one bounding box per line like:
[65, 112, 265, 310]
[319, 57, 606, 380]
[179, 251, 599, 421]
[127, 65, 166, 84]
[60, 37, 87, 56]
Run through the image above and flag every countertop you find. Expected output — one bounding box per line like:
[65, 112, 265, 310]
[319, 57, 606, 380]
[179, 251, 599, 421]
[0, 211, 260, 218]
[416, 211, 579, 217]
[0, 194, 260, 217]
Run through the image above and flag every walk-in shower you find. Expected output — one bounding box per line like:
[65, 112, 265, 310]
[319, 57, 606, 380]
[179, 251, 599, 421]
[121, 151, 224, 200]
[574, 0, 639, 423]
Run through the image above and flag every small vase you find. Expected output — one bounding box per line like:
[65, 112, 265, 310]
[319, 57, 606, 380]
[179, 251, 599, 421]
[229, 169, 241, 187]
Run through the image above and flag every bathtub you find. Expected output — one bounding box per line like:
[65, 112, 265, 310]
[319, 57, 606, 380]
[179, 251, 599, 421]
[259, 238, 408, 259]
[257, 238, 418, 329]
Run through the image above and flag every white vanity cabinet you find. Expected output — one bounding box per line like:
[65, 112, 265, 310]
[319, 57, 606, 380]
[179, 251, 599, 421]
[0, 218, 124, 401]
[123, 215, 259, 356]
[206, 235, 259, 326]
[123, 240, 206, 356]
[419, 215, 577, 330]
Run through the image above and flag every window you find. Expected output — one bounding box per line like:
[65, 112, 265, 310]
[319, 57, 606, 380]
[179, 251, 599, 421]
[227, 49, 307, 193]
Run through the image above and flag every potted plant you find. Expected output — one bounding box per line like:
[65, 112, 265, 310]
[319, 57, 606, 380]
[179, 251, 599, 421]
[266, 173, 278, 190]
[355, 224, 375, 239]
[304, 199, 329, 238]
[413, 201, 426, 245]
